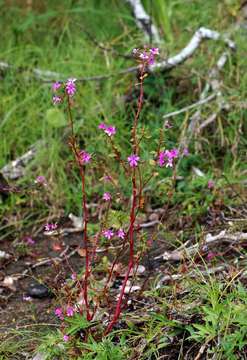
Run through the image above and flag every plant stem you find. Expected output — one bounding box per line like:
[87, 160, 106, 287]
[66, 96, 91, 321]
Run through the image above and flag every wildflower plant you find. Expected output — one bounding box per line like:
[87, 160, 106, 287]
[49, 46, 184, 338]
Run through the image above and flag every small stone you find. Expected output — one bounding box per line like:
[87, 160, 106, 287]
[27, 283, 52, 299]
[32, 353, 46, 360]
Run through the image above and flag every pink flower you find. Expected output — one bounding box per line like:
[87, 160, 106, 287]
[158, 148, 179, 168]
[104, 175, 112, 182]
[44, 223, 58, 231]
[207, 180, 214, 189]
[103, 192, 111, 201]
[98, 123, 107, 130]
[23, 295, 32, 302]
[150, 48, 159, 55]
[207, 251, 217, 261]
[98, 123, 116, 137]
[63, 335, 69, 342]
[65, 78, 76, 97]
[71, 273, 77, 280]
[117, 228, 125, 239]
[140, 52, 149, 60]
[53, 95, 62, 105]
[24, 236, 35, 245]
[103, 229, 114, 240]
[164, 120, 172, 129]
[55, 307, 64, 319]
[66, 306, 74, 317]
[35, 176, 47, 186]
[79, 151, 91, 164]
[52, 82, 61, 91]
[183, 148, 189, 156]
[128, 154, 140, 168]
[104, 126, 116, 137]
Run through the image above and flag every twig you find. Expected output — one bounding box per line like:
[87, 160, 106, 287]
[0, 27, 235, 84]
[155, 230, 247, 261]
[163, 93, 216, 120]
[13, 248, 78, 280]
[1, 143, 42, 180]
[125, 0, 161, 44]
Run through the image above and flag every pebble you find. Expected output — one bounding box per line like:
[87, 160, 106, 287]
[27, 283, 51, 299]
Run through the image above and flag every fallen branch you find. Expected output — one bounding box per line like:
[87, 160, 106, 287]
[152, 27, 235, 73]
[157, 264, 228, 285]
[13, 247, 78, 281]
[162, 93, 216, 120]
[125, 0, 161, 44]
[179, 49, 233, 149]
[155, 230, 247, 261]
[0, 27, 236, 84]
[1, 144, 40, 180]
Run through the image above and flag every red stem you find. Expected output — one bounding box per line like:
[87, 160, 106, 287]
[66, 95, 91, 321]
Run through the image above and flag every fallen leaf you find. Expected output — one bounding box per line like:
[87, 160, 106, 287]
[77, 248, 86, 257]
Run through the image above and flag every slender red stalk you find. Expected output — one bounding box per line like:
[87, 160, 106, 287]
[105, 63, 146, 334]
[66, 96, 91, 321]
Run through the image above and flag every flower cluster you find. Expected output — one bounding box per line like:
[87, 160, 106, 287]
[128, 154, 140, 168]
[103, 192, 111, 201]
[133, 47, 159, 65]
[98, 123, 116, 137]
[54, 305, 76, 321]
[35, 175, 47, 186]
[103, 228, 125, 240]
[44, 222, 58, 231]
[24, 236, 35, 245]
[158, 148, 179, 168]
[51, 78, 77, 105]
[65, 78, 76, 97]
[78, 150, 91, 165]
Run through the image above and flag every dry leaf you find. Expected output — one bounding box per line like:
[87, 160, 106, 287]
[77, 248, 86, 257]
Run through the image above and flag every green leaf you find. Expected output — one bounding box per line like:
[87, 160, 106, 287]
[46, 108, 67, 128]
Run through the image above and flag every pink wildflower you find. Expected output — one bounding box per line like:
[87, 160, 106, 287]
[24, 236, 35, 245]
[158, 148, 179, 168]
[104, 126, 116, 137]
[71, 273, 77, 280]
[44, 223, 58, 232]
[183, 148, 189, 156]
[35, 175, 47, 186]
[150, 47, 159, 55]
[98, 123, 107, 130]
[117, 228, 125, 239]
[103, 192, 111, 201]
[53, 95, 62, 105]
[52, 82, 61, 91]
[23, 295, 32, 302]
[79, 151, 91, 164]
[139, 51, 149, 60]
[164, 120, 172, 129]
[207, 251, 217, 261]
[66, 306, 74, 317]
[104, 175, 112, 182]
[63, 335, 69, 342]
[55, 307, 64, 319]
[207, 180, 214, 189]
[103, 229, 114, 240]
[128, 154, 140, 168]
[65, 78, 76, 97]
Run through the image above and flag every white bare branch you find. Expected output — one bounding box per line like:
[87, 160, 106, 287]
[125, 0, 161, 44]
[1, 144, 39, 180]
[150, 27, 235, 73]
[155, 230, 247, 262]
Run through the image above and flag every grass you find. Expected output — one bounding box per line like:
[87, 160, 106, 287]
[1, 0, 247, 358]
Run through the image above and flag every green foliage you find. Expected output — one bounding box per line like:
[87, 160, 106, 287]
[187, 282, 247, 359]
